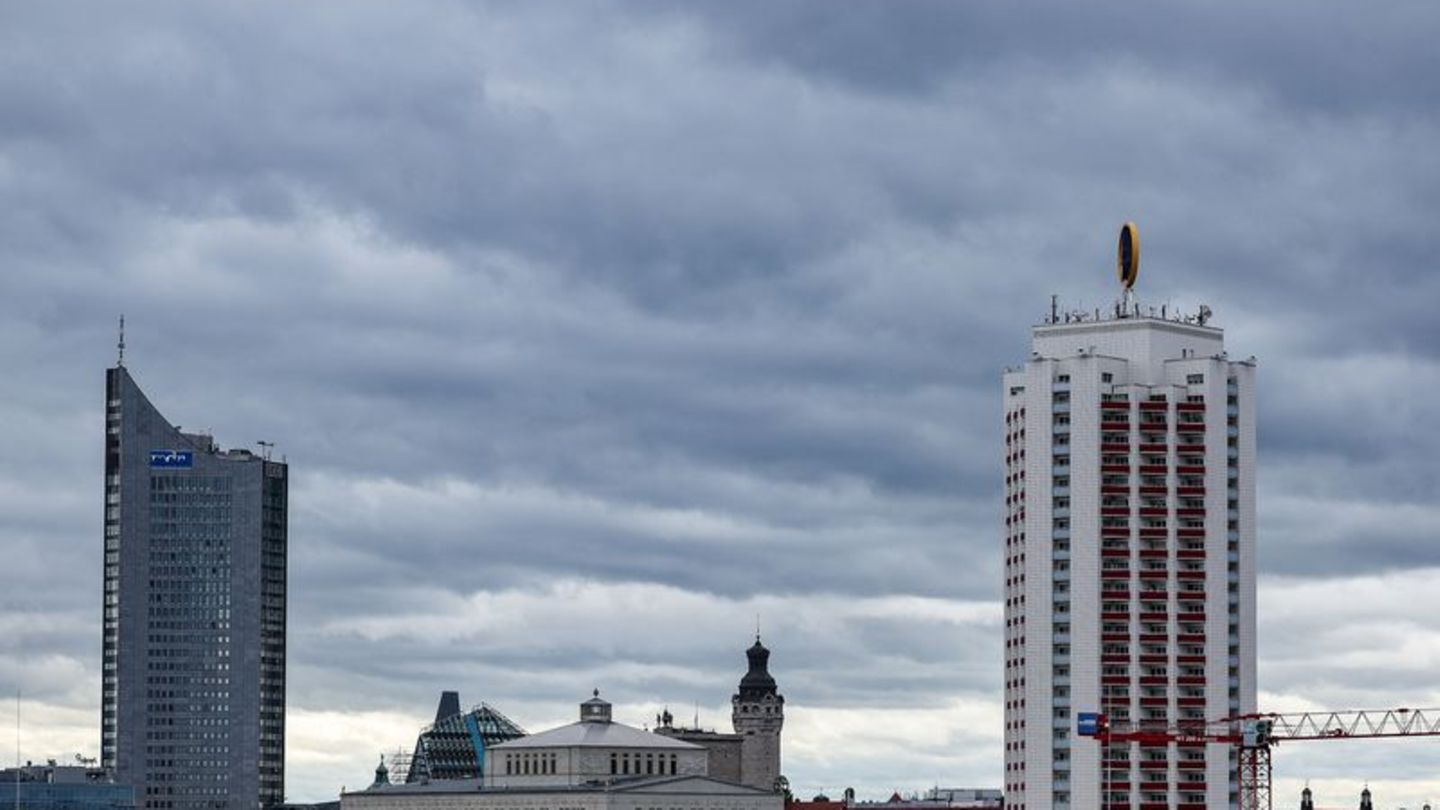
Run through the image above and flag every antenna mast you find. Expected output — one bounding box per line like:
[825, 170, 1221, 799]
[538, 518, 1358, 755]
[14, 690, 19, 810]
[117, 316, 126, 367]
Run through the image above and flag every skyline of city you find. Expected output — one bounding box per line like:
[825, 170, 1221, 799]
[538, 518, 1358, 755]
[2, 2, 1439, 807]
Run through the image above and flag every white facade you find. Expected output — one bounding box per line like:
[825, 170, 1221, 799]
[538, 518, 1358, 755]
[343, 694, 778, 810]
[342, 775, 778, 810]
[1002, 314, 1257, 810]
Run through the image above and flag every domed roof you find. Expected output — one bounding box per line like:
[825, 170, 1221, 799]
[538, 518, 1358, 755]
[737, 637, 778, 698]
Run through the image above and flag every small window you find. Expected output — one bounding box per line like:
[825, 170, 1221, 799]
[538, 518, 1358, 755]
[1101, 372, 1114, 383]
[1187, 373, 1204, 384]
[1057, 374, 1070, 383]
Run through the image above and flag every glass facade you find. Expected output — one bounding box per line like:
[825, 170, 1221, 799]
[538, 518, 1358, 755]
[102, 367, 287, 810]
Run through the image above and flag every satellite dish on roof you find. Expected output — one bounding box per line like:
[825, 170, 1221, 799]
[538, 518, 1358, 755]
[1117, 222, 1140, 290]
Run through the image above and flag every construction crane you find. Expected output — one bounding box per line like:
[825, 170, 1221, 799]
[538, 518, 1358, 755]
[1077, 707, 1440, 810]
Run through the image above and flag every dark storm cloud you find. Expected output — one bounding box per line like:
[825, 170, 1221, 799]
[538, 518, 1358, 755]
[1, 0, 1439, 800]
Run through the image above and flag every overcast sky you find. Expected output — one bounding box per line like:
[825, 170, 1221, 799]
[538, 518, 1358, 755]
[2, 1, 1439, 805]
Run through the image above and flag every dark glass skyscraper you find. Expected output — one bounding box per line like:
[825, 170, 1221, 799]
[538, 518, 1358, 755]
[103, 365, 287, 810]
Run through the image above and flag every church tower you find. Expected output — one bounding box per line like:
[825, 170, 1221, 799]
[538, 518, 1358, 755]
[731, 636, 784, 792]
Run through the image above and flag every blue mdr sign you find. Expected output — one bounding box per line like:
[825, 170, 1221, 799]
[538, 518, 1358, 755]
[149, 450, 194, 469]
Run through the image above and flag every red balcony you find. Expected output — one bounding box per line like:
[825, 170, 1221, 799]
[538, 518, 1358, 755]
[1176, 507, 1206, 517]
[1177, 676, 1207, 685]
[1139, 443, 1168, 453]
[1101, 464, 1131, 473]
[1138, 485, 1167, 495]
[1101, 401, 1130, 410]
[1101, 653, 1130, 664]
[1176, 402, 1205, 412]
[1176, 760, 1207, 770]
[1139, 633, 1167, 642]
[1102, 548, 1131, 558]
[1102, 484, 1130, 495]
[1139, 402, 1168, 411]
[1176, 422, 1206, 432]
[1176, 549, 1206, 559]
[1102, 632, 1130, 642]
[1176, 654, 1206, 664]
[1138, 569, 1168, 581]
[1177, 633, 1205, 643]
[1138, 549, 1167, 559]
[1139, 697, 1167, 707]
[1102, 674, 1131, 685]
[1102, 612, 1131, 621]
[1176, 528, 1205, 538]
[1177, 570, 1206, 580]
[1177, 697, 1207, 707]
[1139, 653, 1168, 664]
[1139, 611, 1168, 621]
[1100, 422, 1131, 432]
[1139, 676, 1168, 685]
[1177, 465, 1205, 474]
[1102, 507, 1130, 517]
[1102, 569, 1132, 579]
[1139, 464, 1167, 474]
[1139, 528, 1168, 538]
[1177, 612, 1206, 622]
[1176, 485, 1205, 496]
[1101, 443, 1131, 453]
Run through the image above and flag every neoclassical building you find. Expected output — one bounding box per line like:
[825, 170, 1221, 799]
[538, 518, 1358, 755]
[342, 693, 779, 810]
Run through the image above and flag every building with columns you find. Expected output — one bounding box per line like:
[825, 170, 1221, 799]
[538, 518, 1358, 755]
[1002, 278, 1257, 808]
[341, 693, 779, 810]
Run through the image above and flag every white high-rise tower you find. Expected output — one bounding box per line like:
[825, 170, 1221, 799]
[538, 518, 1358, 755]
[1001, 226, 1257, 809]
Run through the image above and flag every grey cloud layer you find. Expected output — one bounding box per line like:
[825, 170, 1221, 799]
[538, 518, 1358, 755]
[1, 0, 1439, 801]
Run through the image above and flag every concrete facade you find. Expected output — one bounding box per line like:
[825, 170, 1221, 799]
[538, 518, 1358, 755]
[103, 366, 287, 810]
[1002, 312, 1257, 810]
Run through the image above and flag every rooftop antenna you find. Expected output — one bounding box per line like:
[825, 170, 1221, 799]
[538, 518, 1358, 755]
[116, 316, 126, 367]
[1050, 294, 1058, 324]
[256, 441, 275, 461]
[15, 689, 20, 810]
[693, 702, 700, 730]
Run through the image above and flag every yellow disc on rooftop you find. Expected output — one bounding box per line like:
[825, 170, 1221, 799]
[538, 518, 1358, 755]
[1117, 221, 1140, 289]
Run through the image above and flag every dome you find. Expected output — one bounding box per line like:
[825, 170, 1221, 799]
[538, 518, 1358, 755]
[737, 638, 778, 698]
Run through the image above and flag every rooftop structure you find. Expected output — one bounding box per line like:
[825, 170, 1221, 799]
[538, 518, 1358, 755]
[0, 762, 136, 810]
[403, 693, 526, 784]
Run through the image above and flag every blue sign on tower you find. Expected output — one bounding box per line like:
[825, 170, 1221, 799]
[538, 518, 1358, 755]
[149, 450, 194, 469]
